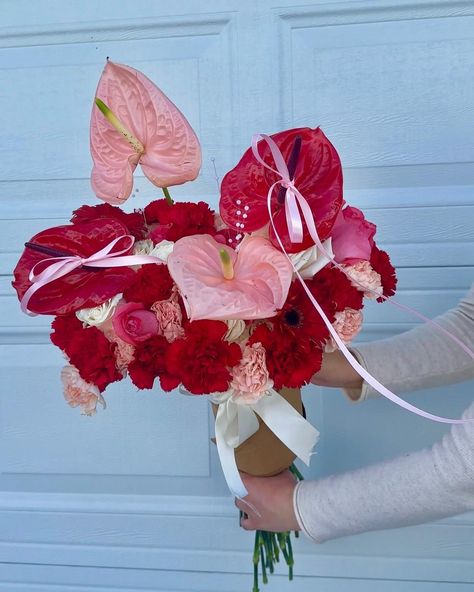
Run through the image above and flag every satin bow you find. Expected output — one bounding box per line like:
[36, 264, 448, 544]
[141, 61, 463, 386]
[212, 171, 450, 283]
[21, 235, 162, 315]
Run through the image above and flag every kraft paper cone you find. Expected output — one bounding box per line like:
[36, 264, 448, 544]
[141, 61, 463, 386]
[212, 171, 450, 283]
[212, 387, 302, 477]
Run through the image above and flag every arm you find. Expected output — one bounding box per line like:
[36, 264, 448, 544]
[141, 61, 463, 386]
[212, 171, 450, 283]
[294, 399, 474, 542]
[239, 287, 474, 540]
[313, 285, 474, 401]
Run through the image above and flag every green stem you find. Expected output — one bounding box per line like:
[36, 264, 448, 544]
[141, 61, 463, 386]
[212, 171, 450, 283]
[271, 533, 280, 562]
[162, 186, 174, 206]
[252, 532, 260, 592]
[289, 463, 304, 481]
[260, 545, 268, 585]
[262, 532, 274, 573]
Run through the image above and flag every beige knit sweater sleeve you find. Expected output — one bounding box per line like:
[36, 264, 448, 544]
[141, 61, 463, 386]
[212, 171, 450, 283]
[294, 286, 474, 543]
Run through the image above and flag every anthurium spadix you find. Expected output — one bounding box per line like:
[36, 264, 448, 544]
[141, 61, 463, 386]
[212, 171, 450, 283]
[90, 61, 202, 205]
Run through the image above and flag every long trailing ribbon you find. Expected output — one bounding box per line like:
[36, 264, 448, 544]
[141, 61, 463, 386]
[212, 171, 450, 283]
[251, 133, 474, 425]
[212, 389, 319, 497]
[21, 235, 163, 315]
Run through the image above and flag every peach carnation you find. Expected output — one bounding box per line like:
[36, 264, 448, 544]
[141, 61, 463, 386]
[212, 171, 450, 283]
[231, 342, 273, 404]
[114, 337, 136, 372]
[344, 260, 382, 299]
[325, 308, 363, 352]
[61, 365, 105, 416]
[151, 298, 185, 342]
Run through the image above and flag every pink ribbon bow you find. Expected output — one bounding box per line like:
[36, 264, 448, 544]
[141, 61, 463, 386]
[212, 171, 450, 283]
[251, 134, 474, 425]
[21, 235, 161, 315]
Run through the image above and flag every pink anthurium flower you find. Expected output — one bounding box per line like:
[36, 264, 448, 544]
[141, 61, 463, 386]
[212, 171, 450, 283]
[90, 61, 202, 205]
[167, 235, 293, 321]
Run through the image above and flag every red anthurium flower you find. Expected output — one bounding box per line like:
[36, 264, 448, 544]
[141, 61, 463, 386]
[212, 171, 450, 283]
[219, 127, 343, 253]
[12, 218, 137, 316]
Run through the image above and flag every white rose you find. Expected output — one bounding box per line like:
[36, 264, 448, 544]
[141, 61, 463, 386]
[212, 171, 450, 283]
[224, 319, 247, 342]
[132, 239, 155, 256]
[289, 238, 333, 279]
[76, 294, 122, 327]
[150, 240, 175, 263]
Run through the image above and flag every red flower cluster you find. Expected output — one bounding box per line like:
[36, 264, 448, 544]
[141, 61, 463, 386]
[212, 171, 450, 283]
[309, 266, 364, 312]
[13, 125, 397, 411]
[51, 314, 123, 392]
[122, 264, 174, 308]
[370, 246, 397, 301]
[249, 324, 322, 390]
[128, 335, 180, 391]
[167, 321, 242, 394]
[145, 199, 215, 242]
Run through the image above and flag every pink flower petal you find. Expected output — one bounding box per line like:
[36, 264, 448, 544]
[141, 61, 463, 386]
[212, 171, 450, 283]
[168, 235, 293, 321]
[90, 61, 202, 204]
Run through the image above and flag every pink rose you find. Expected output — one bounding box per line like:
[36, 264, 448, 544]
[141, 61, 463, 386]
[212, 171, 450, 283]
[61, 365, 105, 416]
[112, 302, 159, 345]
[344, 260, 383, 299]
[231, 343, 273, 404]
[331, 206, 376, 264]
[325, 308, 363, 352]
[151, 299, 185, 343]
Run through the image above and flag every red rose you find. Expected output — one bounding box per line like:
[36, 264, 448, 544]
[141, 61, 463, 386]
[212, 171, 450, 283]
[370, 246, 397, 301]
[128, 335, 179, 391]
[166, 320, 242, 394]
[249, 324, 322, 390]
[51, 314, 122, 392]
[71, 204, 147, 239]
[122, 264, 174, 308]
[112, 302, 159, 345]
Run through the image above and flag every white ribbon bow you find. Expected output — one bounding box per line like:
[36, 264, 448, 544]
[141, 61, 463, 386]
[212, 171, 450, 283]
[211, 389, 319, 498]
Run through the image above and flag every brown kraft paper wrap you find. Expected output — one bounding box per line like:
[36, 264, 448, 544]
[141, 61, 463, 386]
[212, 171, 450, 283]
[212, 387, 302, 477]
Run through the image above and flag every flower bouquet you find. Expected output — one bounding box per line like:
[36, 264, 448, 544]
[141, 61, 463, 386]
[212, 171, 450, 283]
[12, 61, 398, 590]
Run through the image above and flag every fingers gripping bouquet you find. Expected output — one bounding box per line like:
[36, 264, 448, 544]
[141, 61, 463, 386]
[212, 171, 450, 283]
[12, 61, 397, 589]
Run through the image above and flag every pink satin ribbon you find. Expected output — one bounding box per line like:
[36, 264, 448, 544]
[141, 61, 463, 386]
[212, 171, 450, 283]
[21, 235, 162, 315]
[251, 134, 473, 424]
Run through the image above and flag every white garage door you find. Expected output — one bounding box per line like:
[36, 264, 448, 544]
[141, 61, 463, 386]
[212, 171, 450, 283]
[0, 1, 473, 590]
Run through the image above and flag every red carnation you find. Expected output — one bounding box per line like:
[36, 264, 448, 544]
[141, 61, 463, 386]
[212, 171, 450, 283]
[71, 204, 146, 239]
[144, 199, 174, 225]
[165, 201, 215, 241]
[146, 199, 216, 243]
[370, 246, 397, 302]
[128, 335, 180, 391]
[122, 264, 174, 308]
[50, 313, 83, 351]
[51, 314, 122, 392]
[308, 265, 363, 312]
[249, 324, 322, 390]
[166, 320, 242, 394]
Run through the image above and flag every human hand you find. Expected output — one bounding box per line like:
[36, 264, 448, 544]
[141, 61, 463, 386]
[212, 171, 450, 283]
[312, 350, 363, 395]
[235, 470, 300, 532]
